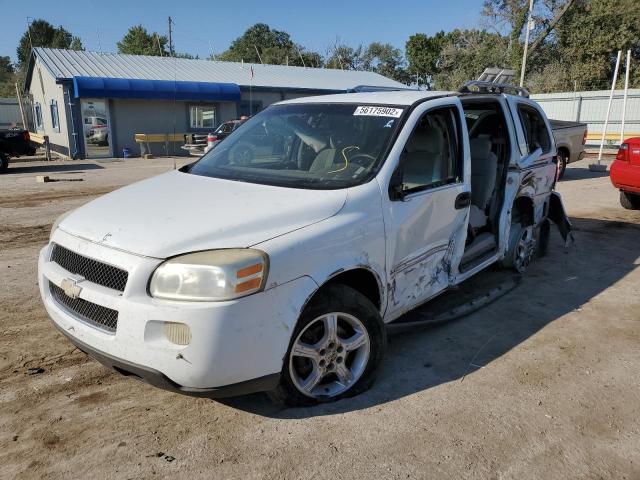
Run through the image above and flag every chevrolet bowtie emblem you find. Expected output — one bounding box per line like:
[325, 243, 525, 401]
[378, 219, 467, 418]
[60, 278, 82, 299]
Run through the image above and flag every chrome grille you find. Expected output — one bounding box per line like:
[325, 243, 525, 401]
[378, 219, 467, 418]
[50, 281, 118, 333]
[50, 244, 128, 292]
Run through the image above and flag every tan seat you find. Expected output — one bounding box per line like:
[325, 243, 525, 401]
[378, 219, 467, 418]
[470, 137, 498, 210]
[309, 148, 337, 172]
[403, 127, 444, 188]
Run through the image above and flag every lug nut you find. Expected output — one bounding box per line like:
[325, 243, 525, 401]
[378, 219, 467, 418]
[327, 363, 334, 370]
[337, 346, 344, 353]
[319, 349, 326, 356]
[319, 359, 326, 367]
[336, 357, 343, 363]
[328, 342, 335, 349]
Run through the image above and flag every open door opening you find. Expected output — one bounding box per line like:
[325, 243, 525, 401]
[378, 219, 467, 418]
[459, 98, 511, 270]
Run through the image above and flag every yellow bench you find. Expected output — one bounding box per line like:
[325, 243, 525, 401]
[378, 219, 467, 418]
[134, 133, 188, 157]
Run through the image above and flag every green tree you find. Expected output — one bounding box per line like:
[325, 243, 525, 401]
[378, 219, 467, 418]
[117, 25, 168, 56]
[69, 36, 84, 51]
[433, 29, 511, 90]
[0, 57, 16, 97]
[554, 0, 640, 91]
[219, 23, 322, 67]
[325, 43, 365, 70]
[220, 23, 292, 63]
[405, 31, 447, 88]
[16, 19, 76, 66]
[362, 42, 410, 84]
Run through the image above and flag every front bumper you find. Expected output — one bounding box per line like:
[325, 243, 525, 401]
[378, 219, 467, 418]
[39, 229, 318, 395]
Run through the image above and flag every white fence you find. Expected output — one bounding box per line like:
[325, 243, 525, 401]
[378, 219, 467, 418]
[0, 97, 24, 128]
[531, 89, 640, 145]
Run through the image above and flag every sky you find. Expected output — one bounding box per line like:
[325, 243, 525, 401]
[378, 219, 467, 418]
[0, 0, 484, 63]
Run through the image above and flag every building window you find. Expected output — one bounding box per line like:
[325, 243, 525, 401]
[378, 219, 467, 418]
[190, 105, 216, 129]
[50, 100, 60, 132]
[34, 102, 43, 130]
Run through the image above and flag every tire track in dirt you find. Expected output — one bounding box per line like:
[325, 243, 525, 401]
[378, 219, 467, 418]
[0, 186, 116, 208]
[1, 224, 52, 250]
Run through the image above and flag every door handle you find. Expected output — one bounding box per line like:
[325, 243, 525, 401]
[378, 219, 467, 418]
[455, 191, 471, 209]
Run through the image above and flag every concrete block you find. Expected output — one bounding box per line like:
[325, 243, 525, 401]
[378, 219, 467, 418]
[36, 175, 51, 183]
[144, 154, 154, 159]
[588, 163, 608, 172]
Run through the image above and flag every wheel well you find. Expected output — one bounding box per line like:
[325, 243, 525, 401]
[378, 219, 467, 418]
[557, 146, 569, 159]
[512, 196, 534, 226]
[320, 268, 382, 310]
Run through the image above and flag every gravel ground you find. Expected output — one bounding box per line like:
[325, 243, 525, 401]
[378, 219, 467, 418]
[0, 156, 638, 479]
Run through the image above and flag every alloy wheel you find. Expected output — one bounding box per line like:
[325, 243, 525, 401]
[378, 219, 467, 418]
[288, 312, 370, 399]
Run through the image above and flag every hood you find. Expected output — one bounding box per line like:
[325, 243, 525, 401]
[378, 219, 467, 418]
[59, 170, 347, 258]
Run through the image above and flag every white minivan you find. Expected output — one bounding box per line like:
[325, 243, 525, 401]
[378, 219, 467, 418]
[39, 84, 571, 405]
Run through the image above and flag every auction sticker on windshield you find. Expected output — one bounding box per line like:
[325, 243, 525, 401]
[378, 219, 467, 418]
[353, 106, 403, 118]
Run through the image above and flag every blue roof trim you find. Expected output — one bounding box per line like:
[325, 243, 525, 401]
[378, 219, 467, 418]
[72, 76, 241, 101]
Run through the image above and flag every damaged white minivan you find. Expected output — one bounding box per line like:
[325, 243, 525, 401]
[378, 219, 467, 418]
[39, 82, 572, 405]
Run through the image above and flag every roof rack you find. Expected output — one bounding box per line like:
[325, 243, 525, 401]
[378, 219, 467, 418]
[458, 81, 530, 98]
[347, 85, 418, 93]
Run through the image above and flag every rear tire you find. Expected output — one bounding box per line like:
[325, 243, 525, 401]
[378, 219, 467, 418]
[270, 284, 386, 407]
[620, 191, 640, 210]
[0, 152, 8, 173]
[500, 223, 535, 273]
[557, 151, 568, 180]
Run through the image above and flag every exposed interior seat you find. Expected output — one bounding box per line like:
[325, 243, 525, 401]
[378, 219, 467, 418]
[470, 137, 498, 211]
[309, 148, 337, 172]
[402, 127, 444, 188]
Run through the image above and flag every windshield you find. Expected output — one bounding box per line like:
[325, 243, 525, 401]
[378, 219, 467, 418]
[187, 103, 404, 189]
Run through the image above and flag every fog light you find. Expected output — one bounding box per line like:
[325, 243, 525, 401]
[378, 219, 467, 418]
[163, 322, 191, 345]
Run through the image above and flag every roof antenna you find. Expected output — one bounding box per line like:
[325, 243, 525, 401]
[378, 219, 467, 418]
[253, 45, 263, 64]
[296, 46, 306, 68]
[96, 28, 102, 53]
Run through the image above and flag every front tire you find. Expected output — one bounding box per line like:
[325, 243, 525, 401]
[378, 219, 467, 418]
[271, 284, 386, 406]
[620, 191, 640, 210]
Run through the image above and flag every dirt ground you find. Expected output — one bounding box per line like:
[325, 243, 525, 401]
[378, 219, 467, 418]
[1, 156, 639, 479]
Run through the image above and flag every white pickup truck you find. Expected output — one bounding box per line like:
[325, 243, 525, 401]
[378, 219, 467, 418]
[39, 82, 571, 406]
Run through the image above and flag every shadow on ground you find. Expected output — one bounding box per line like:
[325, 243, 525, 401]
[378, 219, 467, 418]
[560, 166, 610, 182]
[219, 216, 640, 418]
[6, 163, 104, 174]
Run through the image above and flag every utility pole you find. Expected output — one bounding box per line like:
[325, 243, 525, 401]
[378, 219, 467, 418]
[621, 50, 631, 145]
[168, 16, 173, 56]
[519, 0, 534, 87]
[591, 50, 622, 171]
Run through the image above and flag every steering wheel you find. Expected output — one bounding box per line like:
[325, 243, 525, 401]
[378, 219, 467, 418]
[229, 142, 254, 165]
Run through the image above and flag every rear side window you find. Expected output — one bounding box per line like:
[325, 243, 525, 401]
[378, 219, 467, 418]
[518, 104, 551, 154]
[400, 106, 462, 193]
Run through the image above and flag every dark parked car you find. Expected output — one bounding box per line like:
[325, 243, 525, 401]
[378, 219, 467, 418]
[0, 129, 36, 172]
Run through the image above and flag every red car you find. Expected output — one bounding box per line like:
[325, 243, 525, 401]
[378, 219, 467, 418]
[610, 137, 640, 209]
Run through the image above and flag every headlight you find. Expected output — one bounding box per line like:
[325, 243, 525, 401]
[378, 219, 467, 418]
[149, 249, 269, 302]
[50, 209, 75, 237]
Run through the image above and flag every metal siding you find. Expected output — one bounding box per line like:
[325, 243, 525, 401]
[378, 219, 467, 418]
[532, 89, 640, 137]
[34, 48, 406, 92]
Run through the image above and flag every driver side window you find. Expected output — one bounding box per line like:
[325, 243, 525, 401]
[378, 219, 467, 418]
[401, 107, 461, 193]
